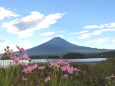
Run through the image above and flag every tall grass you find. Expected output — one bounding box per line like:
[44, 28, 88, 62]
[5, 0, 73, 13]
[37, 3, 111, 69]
[0, 58, 114, 86]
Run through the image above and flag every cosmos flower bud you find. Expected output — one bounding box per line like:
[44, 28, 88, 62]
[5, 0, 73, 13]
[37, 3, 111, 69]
[7, 46, 9, 49]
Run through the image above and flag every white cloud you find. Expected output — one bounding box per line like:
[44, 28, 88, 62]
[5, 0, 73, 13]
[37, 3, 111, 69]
[105, 23, 115, 27]
[71, 30, 89, 34]
[78, 33, 92, 39]
[55, 35, 64, 38]
[83, 22, 115, 29]
[90, 37, 111, 44]
[91, 30, 102, 35]
[2, 11, 64, 38]
[78, 29, 115, 39]
[92, 29, 115, 35]
[0, 7, 20, 20]
[39, 32, 55, 36]
[83, 25, 104, 29]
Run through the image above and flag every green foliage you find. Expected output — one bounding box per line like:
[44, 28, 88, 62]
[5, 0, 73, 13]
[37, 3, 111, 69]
[0, 64, 23, 86]
[0, 58, 114, 86]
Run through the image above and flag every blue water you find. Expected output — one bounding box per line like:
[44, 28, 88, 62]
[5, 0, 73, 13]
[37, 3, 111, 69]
[32, 58, 107, 63]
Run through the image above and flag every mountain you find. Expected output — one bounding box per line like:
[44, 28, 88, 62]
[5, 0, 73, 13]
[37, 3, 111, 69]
[26, 37, 109, 56]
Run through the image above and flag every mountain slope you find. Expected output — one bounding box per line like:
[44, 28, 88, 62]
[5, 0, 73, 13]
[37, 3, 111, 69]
[26, 37, 109, 56]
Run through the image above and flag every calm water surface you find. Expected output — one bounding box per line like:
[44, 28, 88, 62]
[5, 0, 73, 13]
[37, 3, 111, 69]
[32, 58, 107, 63]
[0, 58, 107, 67]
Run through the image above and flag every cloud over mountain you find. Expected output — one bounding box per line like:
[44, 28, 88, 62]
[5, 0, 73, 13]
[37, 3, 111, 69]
[2, 11, 64, 38]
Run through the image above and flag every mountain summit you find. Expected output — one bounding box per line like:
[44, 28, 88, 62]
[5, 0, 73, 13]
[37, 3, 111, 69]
[27, 37, 107, 56]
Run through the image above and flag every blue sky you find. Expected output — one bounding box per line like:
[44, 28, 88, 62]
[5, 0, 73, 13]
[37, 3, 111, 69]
[0, 0, 115, 53]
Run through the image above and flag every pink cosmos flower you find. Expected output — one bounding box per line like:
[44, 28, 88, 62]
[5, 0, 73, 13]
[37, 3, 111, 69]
[21, 54, 30, 60]
[13, 57, 20, 63]
[16, 45, 26, 53]
[10, 56, 21, 63]
[44, 76, 51, 83]
[61, 65, 80, 74]
[22, 62, 28, 66]
[22, 75, 28, 80]
[61, 65, 67, 71]
[50, 60, 69, 68]
[23, 54, 29, 58]
[22, 64, 38, 74]
[50, 60, 80, 74]
[67, 68, 73, 74]
[73, 68, 80, 71]
[38, 66, 45, 70]
[5, 49, 13, 55]
[10, 56, 16, 59]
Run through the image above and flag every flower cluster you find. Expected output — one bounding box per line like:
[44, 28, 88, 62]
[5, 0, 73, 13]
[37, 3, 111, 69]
[22, 64, 38, 74]
[5, 49, 13, 55]
[4, 46, 30, 63]
[16, 45, 26, 53]
[38, 66, 45, 70]
[1, 46, 80, 84]
[50, 60, 80, 74]
[61, 65, 80, 74]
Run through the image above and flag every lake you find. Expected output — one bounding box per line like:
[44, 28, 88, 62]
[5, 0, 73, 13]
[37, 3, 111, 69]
[32, 58, 107, 63]
[0, 58, 107, 67]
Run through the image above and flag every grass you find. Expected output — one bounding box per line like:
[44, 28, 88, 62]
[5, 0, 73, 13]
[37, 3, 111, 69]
[0, 58, 114, 86]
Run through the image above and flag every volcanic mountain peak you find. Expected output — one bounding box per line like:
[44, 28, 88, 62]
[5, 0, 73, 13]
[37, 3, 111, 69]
[44, 37, 70, 44]
[27, 37, 108, 56]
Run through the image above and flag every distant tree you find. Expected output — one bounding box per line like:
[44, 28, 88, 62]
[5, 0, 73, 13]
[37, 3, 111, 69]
[62, 53, 87, 59]
[99, 50, 115, 58]
[29, 55, 42, 59]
